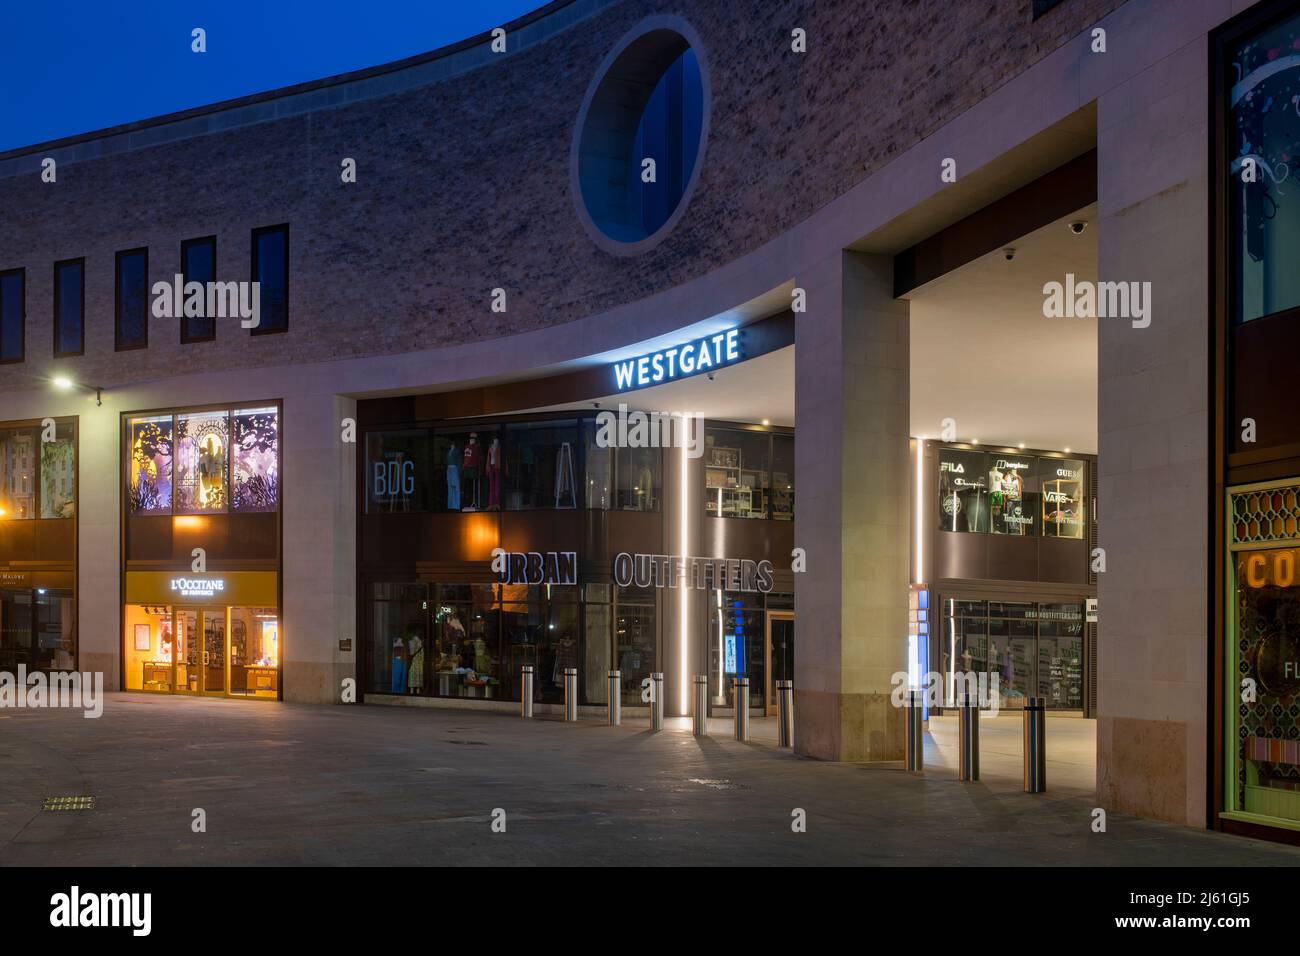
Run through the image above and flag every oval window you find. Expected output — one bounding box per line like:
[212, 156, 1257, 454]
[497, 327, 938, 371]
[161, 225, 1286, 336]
[575, 28, 706, 247]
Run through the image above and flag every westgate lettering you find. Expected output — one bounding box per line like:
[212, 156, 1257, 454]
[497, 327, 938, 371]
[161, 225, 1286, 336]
[492, 550, 577, 585]
[612, 328, 742, 391]
[613, 552, 774, 593]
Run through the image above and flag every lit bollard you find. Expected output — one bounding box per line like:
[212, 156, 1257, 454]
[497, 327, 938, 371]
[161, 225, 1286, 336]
[650, 672, 665, 731]
[520, 664, 534, 718]
[692, 675, 708, 736]
[777, 679, 794, 748]
[607, 670, 621, 726]
[958, 694, 979, 781]
[1023, 697, 1046, 792]
[905, 690, 924, 771]
[733, 677, 750, 741]
[563, 667, 578, 722]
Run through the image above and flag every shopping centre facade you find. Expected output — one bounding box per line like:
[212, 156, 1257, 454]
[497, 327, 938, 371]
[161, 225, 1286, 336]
[2, 0, 1298, 841]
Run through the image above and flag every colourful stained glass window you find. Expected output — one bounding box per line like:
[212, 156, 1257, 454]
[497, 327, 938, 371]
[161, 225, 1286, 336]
[232, 407, 279, 512]
[129, 416, 173, 514]
[175, 411, 228, 514]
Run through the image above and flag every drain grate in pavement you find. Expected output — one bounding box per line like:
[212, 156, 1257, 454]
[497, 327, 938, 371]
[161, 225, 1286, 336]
[43, 796, 95, 811]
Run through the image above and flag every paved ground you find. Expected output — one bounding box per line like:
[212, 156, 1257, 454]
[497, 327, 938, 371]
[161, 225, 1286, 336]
[1, 693, 1296, 866]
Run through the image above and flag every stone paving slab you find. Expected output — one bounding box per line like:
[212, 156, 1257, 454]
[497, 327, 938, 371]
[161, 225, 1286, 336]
[0, 693, 1296, 866]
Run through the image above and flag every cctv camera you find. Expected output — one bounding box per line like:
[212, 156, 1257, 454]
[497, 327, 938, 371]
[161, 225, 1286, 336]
[1003, 248, 1016, 261]
[1068, 220, 1088, 235]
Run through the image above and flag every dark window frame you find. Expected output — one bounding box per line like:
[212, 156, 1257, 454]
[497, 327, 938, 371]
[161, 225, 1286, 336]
[180, 235, 217, 344]
[0, 267, 25, 364]
[53, 257, 85, 358]
[250, 223, 289, 337]
[114, 247, 149, 352]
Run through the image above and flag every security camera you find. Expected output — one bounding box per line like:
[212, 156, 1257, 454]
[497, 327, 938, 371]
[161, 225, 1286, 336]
[1003, 248, 1016, 261]
[1068, 220, 1088, 235]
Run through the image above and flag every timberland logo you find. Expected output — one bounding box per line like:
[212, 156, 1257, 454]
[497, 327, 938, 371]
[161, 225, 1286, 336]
[50, 886, 151, 936]
[594, 404, 704, 458]
[1042, 273, 1151, 328]
[151, 274, 261, 328]
[0, 667, 103, 718]
[890, 670, 1002, 716]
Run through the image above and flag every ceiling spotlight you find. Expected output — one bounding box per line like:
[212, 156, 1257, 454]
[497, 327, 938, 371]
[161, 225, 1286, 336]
[971, 439, 980, 445]
[1018, 443, 1025, 449]
[1064, 447, 1071, 453]
[761, 419, 771, 427]
[1068, 220, 1088, 235]
[1002, 248, 1016, 261]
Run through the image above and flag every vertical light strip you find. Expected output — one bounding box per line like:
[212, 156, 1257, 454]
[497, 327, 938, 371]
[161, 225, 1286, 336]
[679, 436, 691, 714]
[914, 438, 924, 584]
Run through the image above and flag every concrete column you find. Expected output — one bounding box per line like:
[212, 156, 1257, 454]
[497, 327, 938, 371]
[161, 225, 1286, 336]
[281, 391, 356, 704]
[1095, 37, 1207, 826]
[794, 250, 910, 761]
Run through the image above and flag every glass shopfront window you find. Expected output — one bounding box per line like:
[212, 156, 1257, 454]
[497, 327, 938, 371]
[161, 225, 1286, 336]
[937, 447, 990, 533]
[505, 420, 579, 510]
[771, 433, 795, 521]
[431, 584, 501, 698]
[1, 587, 75, 672]
[583, 421, 613, 510]
[366, 429, 434, 513]
[1041, 458, 1085, 539]
[614, 585, 656, 706]
[704, 426, 771, 519]
[0, 422, 76, 520]
[1230, 8, 1300, 323]
[583, 584, 612, 704]
[368, 583, 429, 696]
[939, 599, 1085, 710]
[128, 407, 278, 515]
[937, 447, 1085, 538]
[616, 445, 660, 511]
[988, 457, 1037, 536]
[708, 590, 765, 710]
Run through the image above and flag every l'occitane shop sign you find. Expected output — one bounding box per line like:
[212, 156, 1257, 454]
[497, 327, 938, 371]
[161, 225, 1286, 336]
[125, 571, 277, 606]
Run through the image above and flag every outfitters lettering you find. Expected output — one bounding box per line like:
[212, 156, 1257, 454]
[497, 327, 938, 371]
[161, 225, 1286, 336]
[492, 550, 577, 585]
[613, 552, 774, 593]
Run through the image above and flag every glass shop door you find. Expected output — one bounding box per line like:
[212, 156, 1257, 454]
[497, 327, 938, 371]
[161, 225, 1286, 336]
[766, 612, 795, 717]
[176, 608, 228, 695]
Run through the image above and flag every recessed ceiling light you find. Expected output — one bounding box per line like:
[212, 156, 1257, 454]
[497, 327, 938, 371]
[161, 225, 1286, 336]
[971, 439, 979, 445]
[761, 419, 770, 427]
[1019, 443, 1025, 449]
[1064, 447, 1071, 453]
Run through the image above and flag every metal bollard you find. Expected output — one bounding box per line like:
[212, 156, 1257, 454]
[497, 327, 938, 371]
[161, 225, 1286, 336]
[905, 690, 924, 771]
[1023, 697, 1046, 792]
[692, 675, 708, 736]
[563, 667, 578, 722]
[733, 677, 750, 741]
[958, 694, 980, 781]
[607, 670, 621, 726]
[650, 672, 664, 730]
[777, 679, 794, 748]
[520, 664, 534, 718]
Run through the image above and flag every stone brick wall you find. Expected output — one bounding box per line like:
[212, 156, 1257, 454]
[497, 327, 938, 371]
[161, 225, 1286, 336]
[0, 0, 1125, 392]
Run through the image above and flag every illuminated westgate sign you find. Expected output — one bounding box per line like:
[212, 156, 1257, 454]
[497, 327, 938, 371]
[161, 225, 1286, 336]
[612, 328, 742, 391]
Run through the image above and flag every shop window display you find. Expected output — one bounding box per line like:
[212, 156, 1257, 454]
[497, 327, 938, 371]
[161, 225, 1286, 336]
[583, 584, 612, 704]
[1041, 458, 1085, 539]
[1230, 546, 1300, 824]
[615, 445, 659, 511]
[39, 422, 76, 518]
[1036, 606, 1084, 709]
[431, 584, 501, 698]
[614, 585, 656, 706]
[505, 421, 579, 510]
[937, 448, 990, 533]
[0, 426, 39, 519]
[0, 587, 75, 673]
[174, 411, 229, 513]
[502, 584, 583, 705]
[987, 456, 1038, 536]
[1230, 8, 1300, 324]
[771, 433, 795, 521]
[369, 583, 429, 697]
[708, 590, 765, 710]
[704, 426, 770, 519]
[583, 421, 612, 510]
[231, 408, 279, 512]
[128, 415, 174, 513]
[229, 607, 279, 697]
[366, 429, 434, 513]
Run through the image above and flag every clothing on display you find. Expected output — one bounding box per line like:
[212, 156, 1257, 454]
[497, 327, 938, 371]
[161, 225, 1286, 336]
[446, 443, 460, 510]
[407, 635, 424, 692]
[463, 434, 482, 510]
[390, 637, 406, 694]
[487, 438, 501, 510]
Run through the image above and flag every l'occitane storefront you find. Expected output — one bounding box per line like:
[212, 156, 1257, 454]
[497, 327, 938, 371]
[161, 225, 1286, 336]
[124, 571, 279, 698]
[120, 402, 282, 701]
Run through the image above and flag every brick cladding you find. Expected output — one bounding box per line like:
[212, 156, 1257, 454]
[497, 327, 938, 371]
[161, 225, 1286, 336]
[0, 0, 1126, 392]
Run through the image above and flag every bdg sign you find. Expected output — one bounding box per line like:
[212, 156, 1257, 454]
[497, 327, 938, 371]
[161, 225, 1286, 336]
[612, 328, 742, 391]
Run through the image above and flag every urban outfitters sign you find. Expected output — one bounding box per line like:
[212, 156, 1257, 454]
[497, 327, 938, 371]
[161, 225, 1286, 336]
[492, 550, 577, 586]
[611, 328, 742, 391]
[613, 552, 774, 593]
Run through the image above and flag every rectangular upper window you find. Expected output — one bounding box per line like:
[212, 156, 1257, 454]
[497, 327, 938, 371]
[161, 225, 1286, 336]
[0, 268, 24, 363]
[181, 236, 216, 343]
[115, 248, 148, 351]
[250, 224, 288, 335]
[53, 258, 84, 357]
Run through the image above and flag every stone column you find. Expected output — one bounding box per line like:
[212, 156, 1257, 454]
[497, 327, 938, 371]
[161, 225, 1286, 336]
[794, 250, 910, 761]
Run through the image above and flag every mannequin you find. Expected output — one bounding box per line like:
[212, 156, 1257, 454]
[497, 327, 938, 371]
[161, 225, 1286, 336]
[462, 433, 482, 510]
[446, 442, 460, 510]
[406, 633, 424, 695]
[390, 636, 406, 694]
[487, 437, 501, 510]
